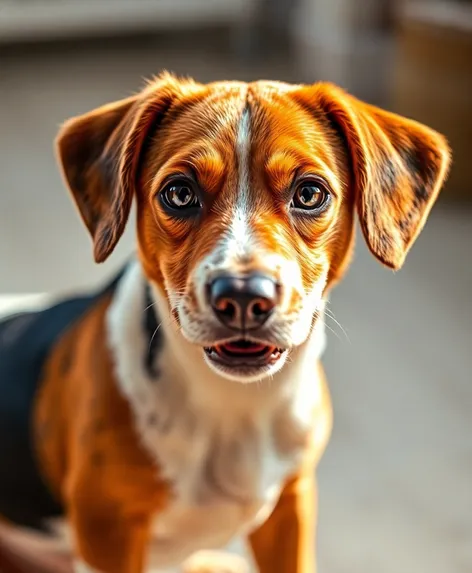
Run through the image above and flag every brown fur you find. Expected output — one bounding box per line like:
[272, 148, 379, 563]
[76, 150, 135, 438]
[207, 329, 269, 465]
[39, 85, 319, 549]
[35, 295, 168, 572]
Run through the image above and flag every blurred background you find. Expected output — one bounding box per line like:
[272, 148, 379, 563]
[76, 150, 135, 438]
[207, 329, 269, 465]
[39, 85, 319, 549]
[0, 0, 471, 571]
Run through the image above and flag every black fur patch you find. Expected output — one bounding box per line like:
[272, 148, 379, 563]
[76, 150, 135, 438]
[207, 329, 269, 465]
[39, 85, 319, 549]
[142, 284, 162, 379]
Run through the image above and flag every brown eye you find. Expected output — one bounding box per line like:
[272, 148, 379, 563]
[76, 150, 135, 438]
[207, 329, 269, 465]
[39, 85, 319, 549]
[291, 181, 330, 212]
[161, 181, 200, 211]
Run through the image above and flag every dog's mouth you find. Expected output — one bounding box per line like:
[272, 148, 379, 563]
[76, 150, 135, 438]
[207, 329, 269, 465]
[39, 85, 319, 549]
[204, 339, 286, 367]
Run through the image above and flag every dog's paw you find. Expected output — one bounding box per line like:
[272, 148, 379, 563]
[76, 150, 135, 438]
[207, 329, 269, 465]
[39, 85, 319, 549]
[182, 550, 251, 573]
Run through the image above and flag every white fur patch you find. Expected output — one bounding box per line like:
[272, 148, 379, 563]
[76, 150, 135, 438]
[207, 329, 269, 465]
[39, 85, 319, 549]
[236, 106, 251, 206]
[105, 261, 327, 571]
[228, 107, 252, 256]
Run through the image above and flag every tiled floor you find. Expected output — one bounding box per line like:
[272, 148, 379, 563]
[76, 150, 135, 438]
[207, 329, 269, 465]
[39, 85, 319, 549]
[1, 37, 471, 573]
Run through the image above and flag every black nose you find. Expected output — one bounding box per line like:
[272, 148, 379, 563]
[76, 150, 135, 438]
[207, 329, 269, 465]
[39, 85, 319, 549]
[209, 274, 278, 330]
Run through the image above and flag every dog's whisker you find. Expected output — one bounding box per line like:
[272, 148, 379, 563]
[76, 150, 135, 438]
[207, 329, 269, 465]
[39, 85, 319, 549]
[148, 322, 164, 351]
[147, 312, 176, 350]
[324, 307, 350, 343]
[143, 300, 160, 313]
[323, 320, 344, 342]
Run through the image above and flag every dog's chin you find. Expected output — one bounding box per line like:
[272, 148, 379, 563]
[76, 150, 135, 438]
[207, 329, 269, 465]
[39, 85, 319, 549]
[202, 340, 289, 383]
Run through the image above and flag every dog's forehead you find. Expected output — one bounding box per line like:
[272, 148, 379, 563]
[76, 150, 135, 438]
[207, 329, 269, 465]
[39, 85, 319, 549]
[156, 85, 246, 159]
[156, 79, 323, 168]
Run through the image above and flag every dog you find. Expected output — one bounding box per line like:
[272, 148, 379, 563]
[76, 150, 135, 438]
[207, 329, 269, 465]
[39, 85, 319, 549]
[0, 73, 450, 573]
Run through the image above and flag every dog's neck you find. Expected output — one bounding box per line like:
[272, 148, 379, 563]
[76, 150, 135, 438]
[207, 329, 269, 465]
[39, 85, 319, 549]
[108, 261, 325, 426]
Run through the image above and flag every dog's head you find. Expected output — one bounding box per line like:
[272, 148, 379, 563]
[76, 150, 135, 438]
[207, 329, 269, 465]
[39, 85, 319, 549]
[56, 73, 450, 382]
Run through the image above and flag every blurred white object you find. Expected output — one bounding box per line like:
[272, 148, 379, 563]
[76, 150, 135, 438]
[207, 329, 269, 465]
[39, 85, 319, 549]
[0, 294, 51, 318]
[0, 0, 256, 43]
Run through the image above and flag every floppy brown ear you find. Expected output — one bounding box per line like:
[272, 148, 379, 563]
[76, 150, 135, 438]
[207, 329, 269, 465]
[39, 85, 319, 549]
[293, 83, 451, 270]
[56, 74, 185, 263]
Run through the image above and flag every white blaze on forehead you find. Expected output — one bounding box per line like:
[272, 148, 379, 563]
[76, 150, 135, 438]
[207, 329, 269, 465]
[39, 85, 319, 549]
[229, 107, 252, 253]
[236, 106, 251, 204]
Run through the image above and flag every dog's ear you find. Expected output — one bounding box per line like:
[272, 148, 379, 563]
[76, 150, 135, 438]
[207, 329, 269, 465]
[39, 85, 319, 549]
[293, 84, 451, 270]
[56, 74, 189, 263]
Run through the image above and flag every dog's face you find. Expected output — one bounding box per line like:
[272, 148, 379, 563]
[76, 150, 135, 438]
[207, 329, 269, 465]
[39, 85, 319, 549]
[136, 81, 356, 381]
[56, 74, 450, 382]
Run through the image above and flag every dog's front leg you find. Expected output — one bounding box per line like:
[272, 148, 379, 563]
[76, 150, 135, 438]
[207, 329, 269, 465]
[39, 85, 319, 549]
[248, 470, 317, 573]
[69, 503, 150, 573]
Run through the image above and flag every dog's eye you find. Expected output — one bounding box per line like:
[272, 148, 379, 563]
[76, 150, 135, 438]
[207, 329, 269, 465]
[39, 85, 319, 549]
[291, 180, 330, 212]
[161, 181, 200, 210]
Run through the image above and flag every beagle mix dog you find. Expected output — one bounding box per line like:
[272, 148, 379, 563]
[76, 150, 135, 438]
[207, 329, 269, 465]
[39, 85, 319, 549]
[0, 73, 450, 573]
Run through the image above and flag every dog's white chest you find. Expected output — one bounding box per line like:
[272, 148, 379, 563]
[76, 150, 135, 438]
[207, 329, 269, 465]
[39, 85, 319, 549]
[145, 411, 300, 569]
[113, 344, 313, 570]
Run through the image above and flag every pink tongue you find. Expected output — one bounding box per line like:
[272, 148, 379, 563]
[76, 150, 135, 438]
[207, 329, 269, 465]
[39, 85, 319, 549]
[222, 342, 267, 354]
